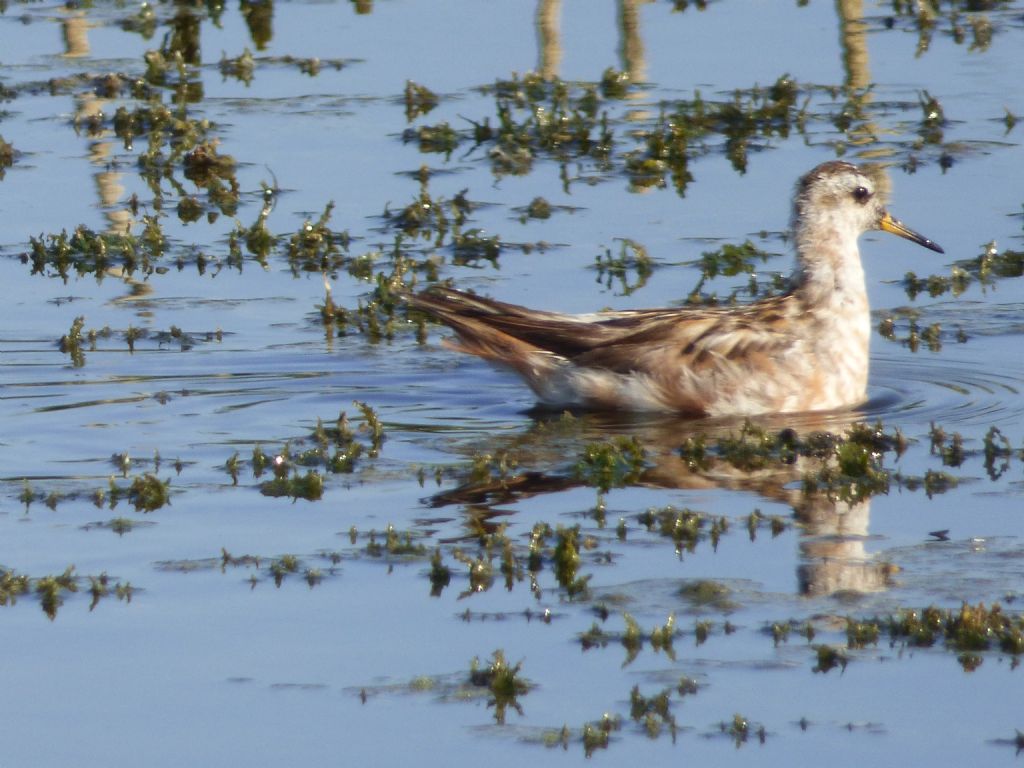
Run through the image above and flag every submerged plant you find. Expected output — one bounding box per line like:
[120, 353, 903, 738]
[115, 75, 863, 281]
[575, 436, 646, 493]
[2, 565, 132, 619]
[468, 650, 530, 725]
[0, 134, 14, 179]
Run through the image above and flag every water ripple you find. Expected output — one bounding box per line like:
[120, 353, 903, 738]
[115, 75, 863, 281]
[869, 351, 1024, 427]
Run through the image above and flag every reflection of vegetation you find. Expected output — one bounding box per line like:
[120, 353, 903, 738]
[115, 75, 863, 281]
[55, 316, 223, 363]
[638, 507, 729, 556]
[218, 548, 336, 588]
[887, 0, 1013, 55]
[812, 644, 848, 674]
[230, 405, 387, 499]
[687, 240, 785, 304]
[2, 565, 133, 620]
[877, 241, 1024, 352]
[408, 72, 815, 192]
[468, 650, 530, 725]
[775, 601, 1024, 672]
[630, 76, 802, 185]
[900, 241, 1024, 301]
[575, 436, 646, 493]
[471, 71, 613, 181]
[28, 225, 166, 281]
[594, 239, 653, 296]
[580, 612, 679, 666]
[58, 315, 87, 367]
[403, 80, 438, 120]
[679, 420, 903, 504]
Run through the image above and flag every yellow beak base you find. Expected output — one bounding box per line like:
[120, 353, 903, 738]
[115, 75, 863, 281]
[880, 212, 944, 254]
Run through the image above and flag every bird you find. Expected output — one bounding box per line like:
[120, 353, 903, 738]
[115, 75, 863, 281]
[406, 161, 944, 416]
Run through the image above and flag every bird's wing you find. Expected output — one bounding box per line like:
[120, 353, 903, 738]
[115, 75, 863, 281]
[571, 296, 799, 376]
[407, 286, 799, 379]
[406, 287, 631, 358]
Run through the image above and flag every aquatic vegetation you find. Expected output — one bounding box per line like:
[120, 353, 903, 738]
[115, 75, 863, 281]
[899, 241, 1024, 304]
[846, 618, 881, 648]
[468, 650, 530, 725]
[403, 80, 438, 121]
[1, 565, 132, 619]
[25, 224, 169, 281]
[219, 49, 256, 85]
[404, 121, 461, 158]
[812, 644, 848, 674]
[34, 567, 79, 620]
[551, 525, 590, 598]
[579, 612, 685, 666]
[0, 569, 30, 606]
[269, 555, 300, 587]
[685, 240, 782, 304]
[4, 1, 1024, 762]
[770, 602, 1024, 673]
[217, 548, 339, 589]
[677, 579, 737, 612]
[678, 420, 903, 505]
[521, 196, 552, 220]
[56, 319, 217, 364]
[399, 69, 961, 197]
[58, 315, 87, 367]
[287, 201, 350, 274]
[260, 469, 324, 501]
[0, 134, 13, 179]
[574, 436, 646, 493]
[895, 468, 959, 498]
[594, 238, 653, 296]
[471, 71, 613, 181]
[232, 405, 386, 496]
[88, 573, 135, 610]
[982, 425, 1013, 480]
[580, 714, 620, 756]
[428, 548, 451, 596]
[82, 517, 147, 536]
[887, 602, 1024, 659]
[65, 473, 175, 513]
[354, 401, 385, 457]
[637, 506, 714, 556]
[462, 451, 520, 491]
[127, 473, 171, 512]
[628, 75, 804, 186]
[886, 0, 1018, 56]
[720, 712, 767, 746]
[363, 525, 428, 559]
[629, 685, 678, 741]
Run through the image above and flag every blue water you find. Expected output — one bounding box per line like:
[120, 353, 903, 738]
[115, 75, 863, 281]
[2, 1, 1024, 765]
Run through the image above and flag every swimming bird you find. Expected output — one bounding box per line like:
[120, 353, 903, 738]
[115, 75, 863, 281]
[406, 161, 944, 416]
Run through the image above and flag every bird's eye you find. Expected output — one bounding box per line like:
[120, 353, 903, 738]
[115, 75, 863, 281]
[852, 186, 872, 204]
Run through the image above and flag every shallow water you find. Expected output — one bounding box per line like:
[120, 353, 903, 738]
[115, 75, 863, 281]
[3, 1, 1024, 765]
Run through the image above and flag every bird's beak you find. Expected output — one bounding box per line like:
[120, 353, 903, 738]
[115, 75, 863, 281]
[880, 212, 944, 254]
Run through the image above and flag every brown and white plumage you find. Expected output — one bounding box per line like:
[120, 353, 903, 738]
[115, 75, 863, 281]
[406, 161, 944, 416]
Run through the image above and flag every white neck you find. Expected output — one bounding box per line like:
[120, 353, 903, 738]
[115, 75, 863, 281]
[792, 216, 868, 310]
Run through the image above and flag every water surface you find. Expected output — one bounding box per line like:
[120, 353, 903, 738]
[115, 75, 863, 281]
[2, 2, 1024, 765]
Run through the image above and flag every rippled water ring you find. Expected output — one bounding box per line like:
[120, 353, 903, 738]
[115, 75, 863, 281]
[868, 351, 1024, 426]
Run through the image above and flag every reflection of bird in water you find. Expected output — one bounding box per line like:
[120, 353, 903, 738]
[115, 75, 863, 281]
[425, 411, 898, 597]
[408, 161, 942, 416]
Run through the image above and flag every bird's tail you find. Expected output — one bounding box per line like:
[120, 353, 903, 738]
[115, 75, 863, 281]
[404, 287, 560, 383]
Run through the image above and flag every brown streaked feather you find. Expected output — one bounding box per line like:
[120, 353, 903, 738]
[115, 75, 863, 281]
[406, 285, 817, 414]
[408, 286, 661, 359]
[409, 286, 798, 371]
